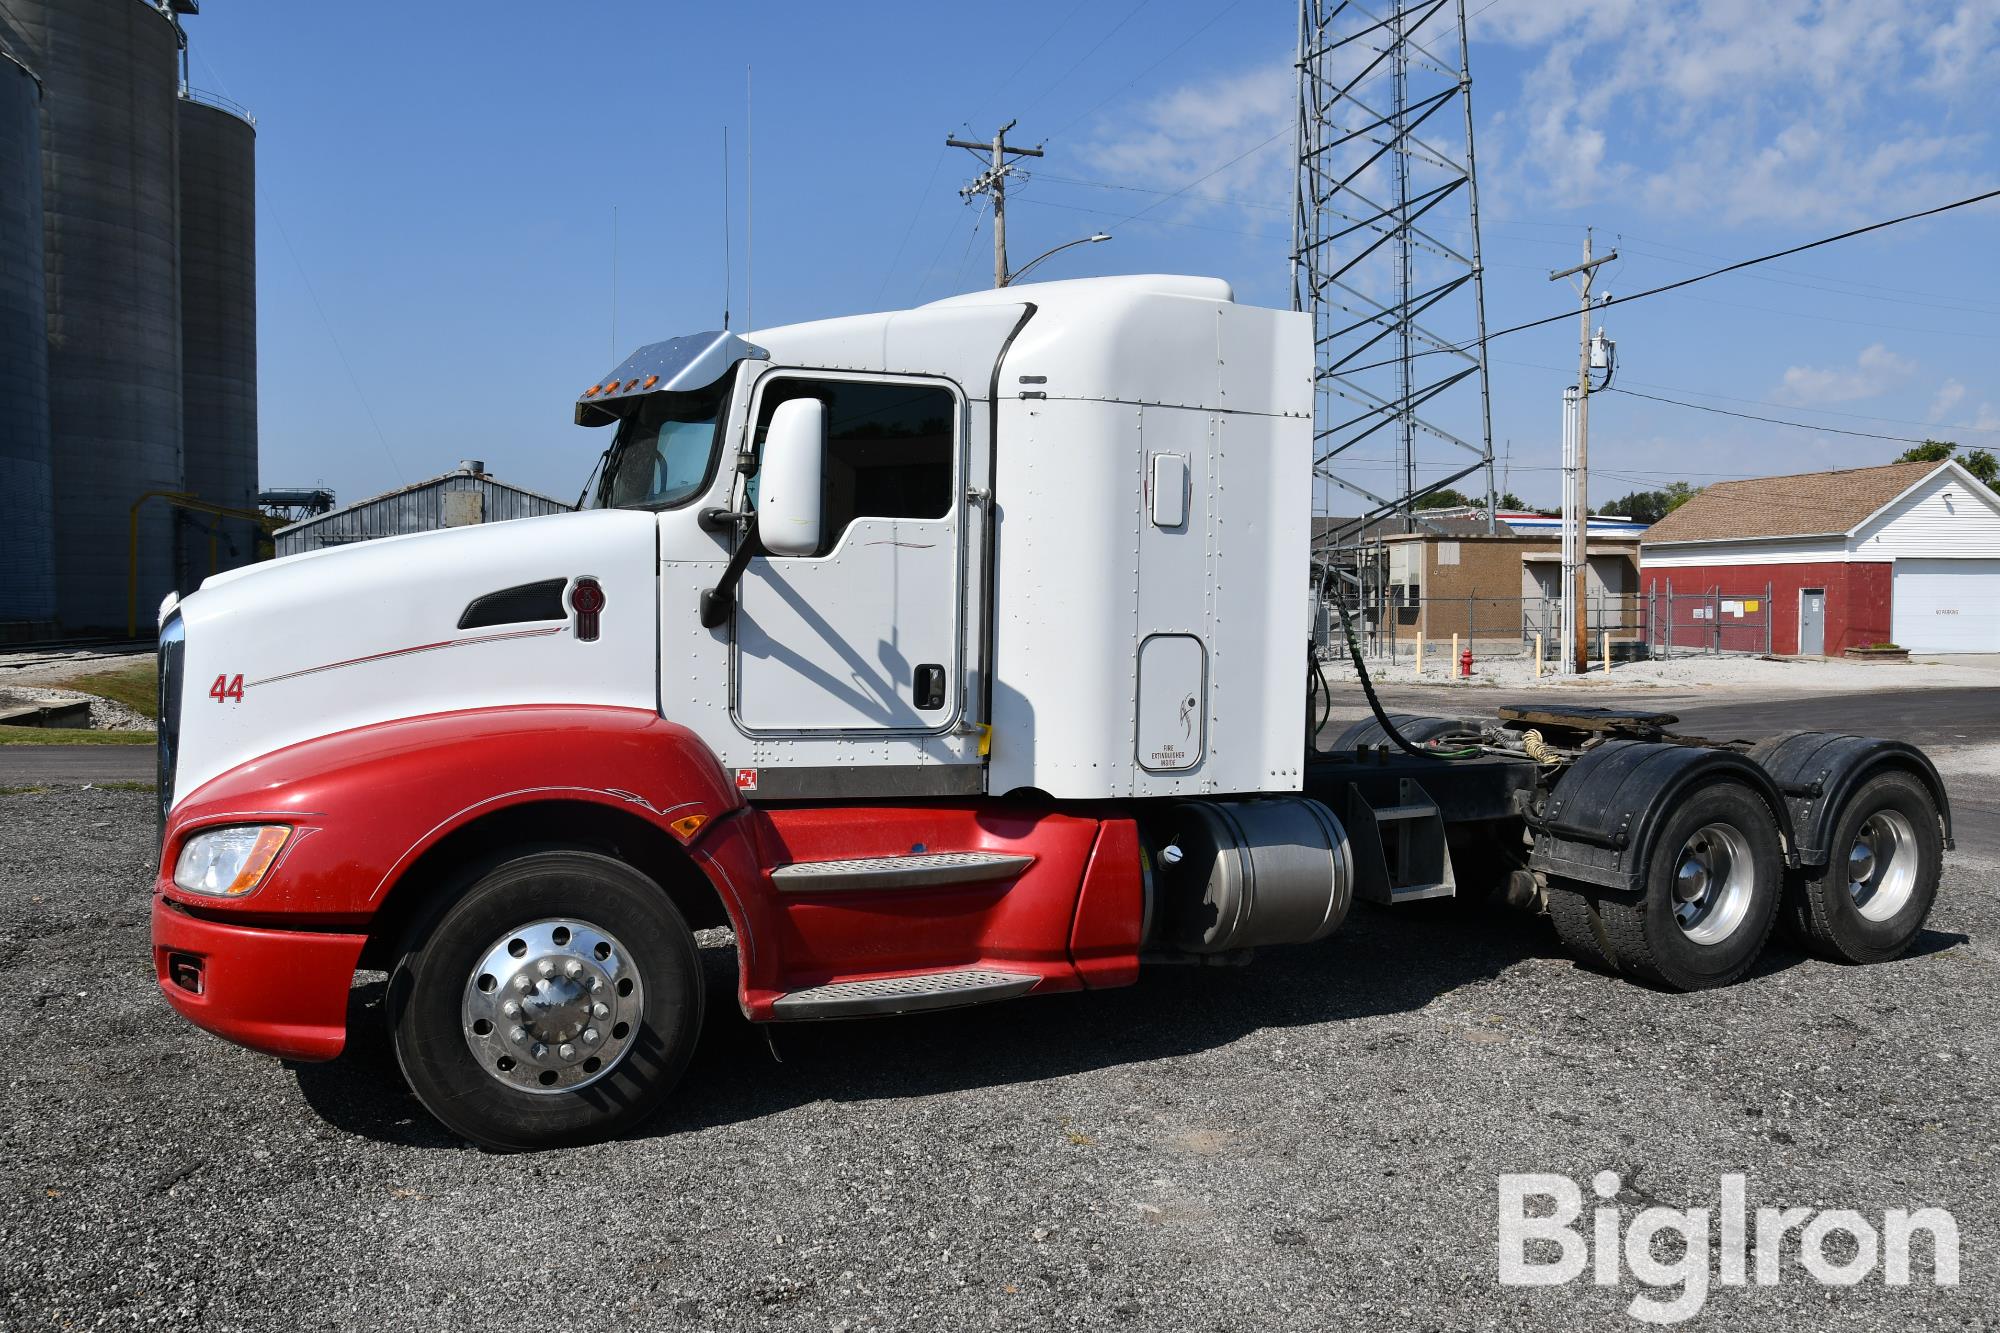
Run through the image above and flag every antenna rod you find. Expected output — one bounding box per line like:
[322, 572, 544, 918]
[610, 204, 619, 362]
[744, 65, 753, 332]
[722, 126, 732, 330]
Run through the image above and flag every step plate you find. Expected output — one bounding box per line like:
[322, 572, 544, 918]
[770, 850, 1034, 894]
[772, 969, 1040, 1019]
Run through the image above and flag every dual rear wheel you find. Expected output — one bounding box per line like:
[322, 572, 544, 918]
[1547, 772, 1941, 991]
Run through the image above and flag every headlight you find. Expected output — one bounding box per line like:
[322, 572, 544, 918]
[173, 825, 292, 897]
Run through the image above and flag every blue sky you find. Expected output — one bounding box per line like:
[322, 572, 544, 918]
[186, 0, 1999, 513]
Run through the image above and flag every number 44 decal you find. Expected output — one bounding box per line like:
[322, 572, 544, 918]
[209, 674, 245, 703]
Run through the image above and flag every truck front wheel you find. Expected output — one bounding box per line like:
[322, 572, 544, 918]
[387, 849, 705, 1151]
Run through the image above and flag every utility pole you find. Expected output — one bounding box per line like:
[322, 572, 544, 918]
[1549, 230, 1616, 674]
[948, 121, 1044, 288]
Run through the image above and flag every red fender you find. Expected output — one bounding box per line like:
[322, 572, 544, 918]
[154, 706, 745, 1058]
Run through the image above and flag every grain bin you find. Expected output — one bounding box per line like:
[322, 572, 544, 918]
[177, 91, 259, 588]
[0, 36, 55, 625]
[16, 0, 184, 630]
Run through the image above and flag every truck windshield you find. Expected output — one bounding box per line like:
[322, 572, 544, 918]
[599, 377, 731, 510]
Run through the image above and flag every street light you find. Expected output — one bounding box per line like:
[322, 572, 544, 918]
[1002, 233, 1111, 287]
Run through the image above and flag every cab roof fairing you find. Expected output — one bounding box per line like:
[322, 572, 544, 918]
[574, 331, 769, 427]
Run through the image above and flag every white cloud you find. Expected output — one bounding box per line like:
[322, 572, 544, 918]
[1775, 342, 1917, 404]
[1075, 61, 1295, 221]
[1929, 377, 1968, 420]
[1473, 0, 1999, 224]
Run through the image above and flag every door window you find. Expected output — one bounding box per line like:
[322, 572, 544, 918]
[749, 379, 956, 556]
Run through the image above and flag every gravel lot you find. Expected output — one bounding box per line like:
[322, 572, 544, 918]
[2, 784, 1995, 1331]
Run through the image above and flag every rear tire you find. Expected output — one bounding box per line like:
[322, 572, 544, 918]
[1591, 781, 1783, 991]
[1782, 771, 1942, 964]
[387, 849, 704, 1151]
[1546, 878, 1618, 973]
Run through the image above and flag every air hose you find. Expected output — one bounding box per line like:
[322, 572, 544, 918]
[1329, 591, 1482, 761]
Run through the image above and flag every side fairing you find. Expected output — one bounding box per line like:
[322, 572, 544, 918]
[170, 510, 659, 808]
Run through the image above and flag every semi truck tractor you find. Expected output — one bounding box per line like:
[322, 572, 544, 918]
[151, 276, 1951, 1150]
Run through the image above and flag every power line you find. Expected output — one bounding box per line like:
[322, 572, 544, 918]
[1048, 0, 1248, 139]
[1112, 125, 1292, 226]
[1603, 387, 1941, 444]
[980, 0, 1092, 119]
[878, 143, 949, 303]
[1014, 195, 1283, 241]
[1022, 0, 1156, 119]
[1613, 232, 2000, 318]
[1340, 185, 2000, 376]
[1489, 355, 2000, 436]
[1037, 171, 1291, 213]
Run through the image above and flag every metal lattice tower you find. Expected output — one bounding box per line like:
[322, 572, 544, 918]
[1292, 0, 1495, 542]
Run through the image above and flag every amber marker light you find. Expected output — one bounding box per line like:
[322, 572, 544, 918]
[668, 813, 709, 842]
[642, 374, 659, 389]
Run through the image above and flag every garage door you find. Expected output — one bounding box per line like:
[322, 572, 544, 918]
[1893, 559, 2000, 652]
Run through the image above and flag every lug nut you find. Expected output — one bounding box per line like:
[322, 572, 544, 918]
[537, 959, 556, 978]
[564, 959, 583, 978]
[583, 1028, 600, 1044]
[558, 1043, 576, 1060]
[592, 1002, 609, 1019]
[502, 1000, 520, 1017]
[532, 1042, 548, 1059]
[509, 1026, 527, 1044]
[514, 974, 532, 992]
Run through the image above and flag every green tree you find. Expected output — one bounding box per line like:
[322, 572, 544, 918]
[1416, 487, 1470, 510]
[1898, 439, 1997, 485]
[1598, 483, 1699, 525]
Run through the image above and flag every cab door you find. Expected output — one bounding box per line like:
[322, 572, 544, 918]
[730, 372, 965, 734]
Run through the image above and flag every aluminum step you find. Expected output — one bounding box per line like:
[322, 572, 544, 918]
[1347, 779, 1457, 906]
[771, 968, 1040, 1019]
[770, 850, 1034, 894]
[1379, 881, 1455, 903]
[1368, 802, 1440, 822]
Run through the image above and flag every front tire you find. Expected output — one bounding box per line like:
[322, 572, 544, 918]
[1782, 771, 1942, 964]
[387, 849, 704, 1151]
[1591, 781, 1783, 991]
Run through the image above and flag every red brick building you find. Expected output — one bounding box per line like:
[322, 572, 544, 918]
[1640, 460, 2000, 655]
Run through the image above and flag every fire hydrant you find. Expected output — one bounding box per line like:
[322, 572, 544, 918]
[1459, 647, 1475, 678]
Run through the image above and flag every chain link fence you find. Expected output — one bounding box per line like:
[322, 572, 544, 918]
[1315, 581, 1777, 662]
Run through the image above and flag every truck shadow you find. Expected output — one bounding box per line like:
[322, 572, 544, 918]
[289, 905, 1968, 1152]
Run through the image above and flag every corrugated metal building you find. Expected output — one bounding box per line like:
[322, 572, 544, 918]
[274, 461, 570, 556]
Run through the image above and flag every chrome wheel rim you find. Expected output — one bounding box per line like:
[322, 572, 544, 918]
[461, 918, 643, 1094]
[1672, 823, 1756, 945]
[1848, 809, 1918, 923]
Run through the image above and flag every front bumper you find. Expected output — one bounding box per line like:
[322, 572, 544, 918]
[151, 892, 368, 1062]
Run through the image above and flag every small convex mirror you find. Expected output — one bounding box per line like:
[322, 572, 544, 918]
[758, 398, 825, 556]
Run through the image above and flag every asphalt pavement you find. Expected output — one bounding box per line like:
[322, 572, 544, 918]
[0, 744, 155, 786]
